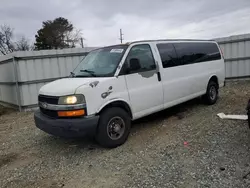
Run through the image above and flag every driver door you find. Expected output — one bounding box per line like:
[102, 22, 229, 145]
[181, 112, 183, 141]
[121, 44, 164, 119]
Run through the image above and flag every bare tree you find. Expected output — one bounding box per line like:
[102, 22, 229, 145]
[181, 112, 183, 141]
[0, 25, 32, 55]
[64, 28, 83, 48]
[0, 25, 15, 55]
[15, 36, 30, 51]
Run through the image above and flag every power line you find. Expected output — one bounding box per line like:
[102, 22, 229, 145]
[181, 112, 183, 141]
[119, 29, 124, 44]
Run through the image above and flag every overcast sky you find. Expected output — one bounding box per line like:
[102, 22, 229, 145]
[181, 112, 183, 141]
[1, 0, 250, 47]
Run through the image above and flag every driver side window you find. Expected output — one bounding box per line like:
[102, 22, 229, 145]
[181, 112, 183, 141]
[122, 44, 156, 74]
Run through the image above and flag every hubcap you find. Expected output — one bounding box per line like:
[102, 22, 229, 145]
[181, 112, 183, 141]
[209, 86, 217, 100]
[107, 116, 125, 140]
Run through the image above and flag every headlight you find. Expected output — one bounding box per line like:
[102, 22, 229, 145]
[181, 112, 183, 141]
[58, 95, 85, 105]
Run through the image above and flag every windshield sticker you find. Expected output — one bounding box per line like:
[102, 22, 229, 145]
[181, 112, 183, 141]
[110, 49, 124, 53]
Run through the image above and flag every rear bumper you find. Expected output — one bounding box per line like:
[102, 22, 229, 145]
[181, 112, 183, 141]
[34, 110, 99, 138]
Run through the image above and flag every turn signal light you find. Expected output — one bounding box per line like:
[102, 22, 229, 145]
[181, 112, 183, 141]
[58, 109, 85, 117]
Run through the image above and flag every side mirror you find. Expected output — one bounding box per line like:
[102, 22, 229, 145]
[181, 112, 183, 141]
[129, 58, 141, 72]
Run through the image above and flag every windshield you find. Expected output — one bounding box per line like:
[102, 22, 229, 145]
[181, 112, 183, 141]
[72, 45, 128, 77]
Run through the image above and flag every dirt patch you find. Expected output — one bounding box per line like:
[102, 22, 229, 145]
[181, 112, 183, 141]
[0, 105, 15, 116]
[0, 151, 37, 171]
[0, 153, 18, 168]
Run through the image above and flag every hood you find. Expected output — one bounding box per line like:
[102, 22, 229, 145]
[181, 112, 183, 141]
[39, 78, 105, 96]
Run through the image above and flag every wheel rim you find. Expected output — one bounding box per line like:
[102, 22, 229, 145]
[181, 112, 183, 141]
[209, 86, 217, 101]
[107, 116, 125, 140]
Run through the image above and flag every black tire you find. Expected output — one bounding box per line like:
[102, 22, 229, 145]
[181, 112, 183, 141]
[247, 99, 250, 129]
[95, 107, 131, 148]
[203, 81, 218, 105]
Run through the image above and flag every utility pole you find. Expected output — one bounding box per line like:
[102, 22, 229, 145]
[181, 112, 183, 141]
[119, 29, 124, 44]
[80, 37, 84, 48]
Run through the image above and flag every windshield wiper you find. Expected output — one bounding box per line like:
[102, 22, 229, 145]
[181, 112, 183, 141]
[80, 69, 97, 77]
[69, 72, 75, 77]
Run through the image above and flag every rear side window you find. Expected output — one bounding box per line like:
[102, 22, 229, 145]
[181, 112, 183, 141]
[157, 42, 221, 68]
[174, 42, 221, 65]
[156, 43, 179, 68]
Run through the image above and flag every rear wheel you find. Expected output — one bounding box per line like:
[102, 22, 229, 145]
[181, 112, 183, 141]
[95, 107, 131, 148]
[203, 80, 218, 105]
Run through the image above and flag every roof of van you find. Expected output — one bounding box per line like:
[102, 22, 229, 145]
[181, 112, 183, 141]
[127, 39, 215, 44]
[95, 39, 217, 52]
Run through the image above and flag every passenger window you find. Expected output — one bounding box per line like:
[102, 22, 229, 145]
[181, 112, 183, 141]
[156, 43, 179, 68]
[124, 44, 156, 74]
[174, 42, 221, 65]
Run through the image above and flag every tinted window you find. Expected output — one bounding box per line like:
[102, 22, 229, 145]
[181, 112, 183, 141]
[124, 44, 156, 74]
[174, 42, 221, 65]
[156, 43, 179, 68]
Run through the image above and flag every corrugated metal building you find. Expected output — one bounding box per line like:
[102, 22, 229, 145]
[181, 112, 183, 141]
[216, 33, 250, 79]
[0, 48, 97, 111]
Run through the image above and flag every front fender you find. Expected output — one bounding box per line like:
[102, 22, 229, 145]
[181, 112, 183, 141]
[96, 98, 133, 116]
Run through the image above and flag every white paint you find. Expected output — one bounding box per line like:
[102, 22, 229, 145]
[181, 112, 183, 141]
[217, 113, 248, 120]
[39, 78, 109, 96]
[124, 70, 163, 119]
[38, 40, 225, 120]
[76, 76, 131, 116]
[118, 42, 164, 119]
[151, 41, 225, 110]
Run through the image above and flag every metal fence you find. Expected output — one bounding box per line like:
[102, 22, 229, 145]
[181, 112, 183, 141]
[0, 48, 97, 110]
[216, 33, 250, 79]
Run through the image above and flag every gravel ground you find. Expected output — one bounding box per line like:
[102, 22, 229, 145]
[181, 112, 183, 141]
[0, 80, 250, 188]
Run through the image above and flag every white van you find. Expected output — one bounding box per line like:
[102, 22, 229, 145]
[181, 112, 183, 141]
[34, 40, 225, 148]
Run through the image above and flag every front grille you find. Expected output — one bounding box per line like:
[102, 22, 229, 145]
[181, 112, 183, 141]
[40, 107, 58, 118]
[38, 95, 59, 118]
[38, 95, 59, 105]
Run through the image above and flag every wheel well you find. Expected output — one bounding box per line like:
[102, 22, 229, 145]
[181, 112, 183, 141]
[98, 101, 133, 119]
[209, 76, 219, 88]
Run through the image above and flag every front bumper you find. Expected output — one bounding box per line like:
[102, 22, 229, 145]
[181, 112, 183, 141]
[34, 110, 99, 138]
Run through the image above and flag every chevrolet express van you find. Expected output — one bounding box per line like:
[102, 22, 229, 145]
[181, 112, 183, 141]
[34, 40, 225, 148]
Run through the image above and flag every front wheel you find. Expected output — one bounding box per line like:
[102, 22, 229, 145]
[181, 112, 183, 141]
[203, 81, 218, 105]
[95, 107, 131, 148]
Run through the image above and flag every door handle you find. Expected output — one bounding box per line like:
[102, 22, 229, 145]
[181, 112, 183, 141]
[157, 72, 161, 81]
